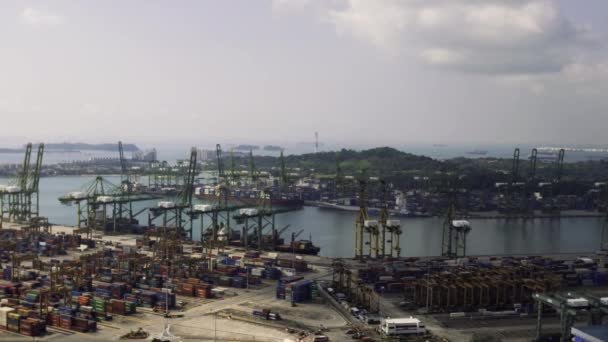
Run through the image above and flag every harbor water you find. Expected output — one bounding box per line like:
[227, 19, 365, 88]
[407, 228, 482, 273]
[1, 176, 603, 259]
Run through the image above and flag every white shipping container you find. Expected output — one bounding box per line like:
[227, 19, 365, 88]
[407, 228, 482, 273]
[97, 196, 114, 203]
[567, 298, 589, 307]
[364, 220, 378, 228]
[6, 186, 20, 193]
[69, 191, 87, 199]
[452, 220, 470, 228]
[194, 204, 213, 212]
[239, 208, 258, 216]
[386, 220, 401, 227]
[0, 307, 15, 327]
[158, 201, 175, 208]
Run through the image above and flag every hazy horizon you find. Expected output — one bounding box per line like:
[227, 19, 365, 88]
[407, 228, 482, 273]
[1, 1, 607, 146]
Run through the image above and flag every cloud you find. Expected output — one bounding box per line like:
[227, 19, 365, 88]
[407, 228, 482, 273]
[273, 0, 596, 75]
[22, 8, 64, 25]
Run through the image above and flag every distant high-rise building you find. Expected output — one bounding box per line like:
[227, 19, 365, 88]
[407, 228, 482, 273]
[198, 149, 216, 161]
[133, 148, 157, 162]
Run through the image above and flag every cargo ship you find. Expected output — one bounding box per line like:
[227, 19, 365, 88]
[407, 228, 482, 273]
[275, 240, 320, 255]
[195, 186, 304, 207]
[210, 228, 320, 255]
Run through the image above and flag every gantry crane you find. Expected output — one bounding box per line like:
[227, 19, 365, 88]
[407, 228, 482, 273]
[60, 175, 157, 237]
[354, 177, 376, 259]
[190, 144, 249, 246]
[335, 152, 345, 199]
[542, 149, 566, 215]
[440, 168, 471, 258]
[28, 143, 44, 219]
[523, 148, 538, 214]
[148, 147, 198, 238]
[379, 179, 402, 258]
[249, 150, 258, 187]
[1, 143, 33, 224]
[12, 253, 38, 281]
[533, 291, 606, 342]
[232, 187, 300, 251]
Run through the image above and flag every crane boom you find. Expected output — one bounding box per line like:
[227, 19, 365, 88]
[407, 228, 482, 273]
[30, 143, 44, 193]
[118, 141, 127, 175]
[216, 144, 225, 180]
[20, 143, 33, 191]
[181, 147, 198, 207]
[555, 148, 565, 183]
[511, 148, 520, 185]
[528, 148, 538, 180]
[280, 149, 288, 187]
[249, 150, 257, 185]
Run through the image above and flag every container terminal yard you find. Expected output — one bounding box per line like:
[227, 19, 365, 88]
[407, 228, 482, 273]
[0, 143, 607, 341]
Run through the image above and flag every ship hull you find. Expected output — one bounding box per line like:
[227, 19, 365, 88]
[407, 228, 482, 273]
[196, 194, 303, 207]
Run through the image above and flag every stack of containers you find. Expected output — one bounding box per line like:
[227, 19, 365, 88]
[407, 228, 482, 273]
[123, 293, 139, 305]
[232, 276, 246, 288]
[19, 317, 45, 336]
[154, 291, 176, 309]
[0, 307, 15, 329]
[111, 299, 125, 315]
[79, 295, 91, 306]
[71, 317, 89, 332]
[7, 312, 20, 332]
[2, 267, 11, 281]
[195, 283, 212, 298]
[111, 283, 128, 299]
[286, 279, 313, 303]
[24, 291, 38, 303]
[125, 301, 136, 314]
[92, 297, 107, 314]
[276, 281, 286, 299]
[218, 276, 233, 287]
[178, 283, 195, 296]
[59, 314, 72, 330]
[137, 290, 157, 308]
[49, 312, 60, 327]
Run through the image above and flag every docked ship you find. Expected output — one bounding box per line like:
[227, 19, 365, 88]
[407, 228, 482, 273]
[195, 186, 304, 207]
[275, 240, 320, 255]
[210, 227, 320, 255]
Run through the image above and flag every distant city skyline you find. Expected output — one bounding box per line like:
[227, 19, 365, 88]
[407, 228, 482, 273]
[0, 1, 607, 146]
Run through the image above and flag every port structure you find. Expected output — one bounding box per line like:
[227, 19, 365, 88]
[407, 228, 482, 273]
[59, 142, 162, 237]
[439, 168, 472, 258]
[539, 148, 566, 215]
[522, 148, 538, 214]
[146, 160, 189, 190]
[189, 144, 249, 250]
[59, 176, 158, 237]
[0, 143, 44, 227]
[352, 176, 401, 259]
[232, 187, 299, 251]
[378, 179, 402, 258]
[148, 147, 198, 238]
[533, 292, 608, 342]
[354, 176, 384, 259]
[497, 148, 524, 214]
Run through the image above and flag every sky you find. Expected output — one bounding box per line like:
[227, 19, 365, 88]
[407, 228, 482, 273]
[0, 0, 607, 148]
